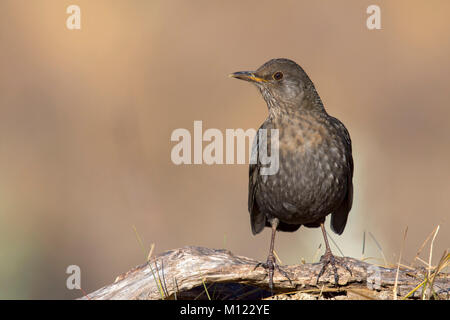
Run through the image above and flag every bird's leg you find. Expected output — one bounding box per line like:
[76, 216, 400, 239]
[317, 223, 352, 285]
[254, 218, 292, 291]
[266, 218, 277, 290]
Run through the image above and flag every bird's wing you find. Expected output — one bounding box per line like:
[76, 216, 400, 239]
[329, 117, 354, 235]
[248, 129, 266, 235]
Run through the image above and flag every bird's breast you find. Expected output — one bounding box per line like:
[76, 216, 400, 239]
[255, 116, 349, 223]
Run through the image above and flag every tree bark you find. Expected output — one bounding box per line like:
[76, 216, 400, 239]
[79, 246, 449, 300]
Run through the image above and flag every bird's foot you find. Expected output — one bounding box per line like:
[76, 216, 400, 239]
[316, 251, 352, 286]
[254, 257, 292, 291]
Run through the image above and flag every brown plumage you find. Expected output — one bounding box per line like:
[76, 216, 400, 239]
[230, 58, 354, 289]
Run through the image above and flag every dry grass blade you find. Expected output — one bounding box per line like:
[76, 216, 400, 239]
[132, 227, 164, 297]
[402, 278, 427, 300]
[318, 285, 325, 299]
[173, 277, 178, 300]
[435, 250, 449, 274]
[362, 231, 366, 260]
[428, 226, 439, 275]
[273, 250, 283, 265]
[312, 243, 322, 262]
[368, 232, 388, 266]
[403, 251, 448, 300]
[155, 261, 169, 298]
[421, 275, 430, 300]
[147, 243, 155, 261]
[159, 260, 169, 297]
[393, 226, 408, 300]
[326, 230, 345, 257]
[148, 261, 165, 299]
[132, 225, 147, 261]
[429, 250, 449, 299]
[420, 225, 440, 299]
[194, 268, 212, 300]
[211, 283, 217, 300]
[413, 225, 440, 266]
[415, 256, 430, 267]
[202, 278, 211, 300]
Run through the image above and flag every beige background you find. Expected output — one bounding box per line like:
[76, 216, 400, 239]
[0, 0, 449, 299]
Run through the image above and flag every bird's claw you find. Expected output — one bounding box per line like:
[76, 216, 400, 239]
[254, 258, 293, 290]
[316, 252, 352, 286]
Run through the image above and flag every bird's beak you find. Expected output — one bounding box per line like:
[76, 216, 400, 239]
[229, 71, 267, 83]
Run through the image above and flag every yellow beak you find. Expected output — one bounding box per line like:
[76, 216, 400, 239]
[229, 71, 267, 83]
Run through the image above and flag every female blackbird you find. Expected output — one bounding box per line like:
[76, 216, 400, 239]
[230, 58, 354, 289]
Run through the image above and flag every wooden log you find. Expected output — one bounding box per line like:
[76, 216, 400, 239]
[79, 246, 449, 300]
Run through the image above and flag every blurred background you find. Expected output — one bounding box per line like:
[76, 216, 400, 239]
[0, 0, 449, 299]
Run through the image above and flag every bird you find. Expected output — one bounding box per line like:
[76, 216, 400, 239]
[230, 58, 354, 290]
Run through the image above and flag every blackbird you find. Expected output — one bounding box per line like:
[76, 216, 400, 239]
[230, 58, 354, 289]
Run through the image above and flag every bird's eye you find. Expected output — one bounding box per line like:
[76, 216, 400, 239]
[273, 71, 283, 80]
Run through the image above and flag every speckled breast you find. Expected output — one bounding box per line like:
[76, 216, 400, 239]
[255, 116, 350, 225]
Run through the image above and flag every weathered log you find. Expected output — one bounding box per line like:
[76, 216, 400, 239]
[80, 246, 449, 300]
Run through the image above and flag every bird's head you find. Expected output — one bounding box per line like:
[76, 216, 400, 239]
[230, 58, 323, 115]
